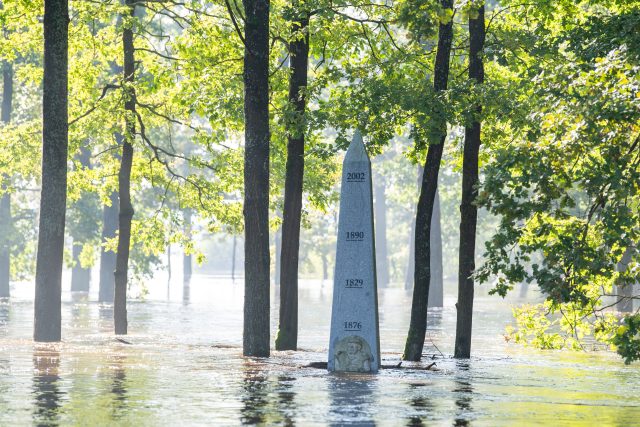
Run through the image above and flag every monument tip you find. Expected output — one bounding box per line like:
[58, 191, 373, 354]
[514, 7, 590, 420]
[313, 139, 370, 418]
[346, 130, 368, 162]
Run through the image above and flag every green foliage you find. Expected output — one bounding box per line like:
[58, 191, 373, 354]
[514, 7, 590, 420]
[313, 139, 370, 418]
[612, 314, 640, 364]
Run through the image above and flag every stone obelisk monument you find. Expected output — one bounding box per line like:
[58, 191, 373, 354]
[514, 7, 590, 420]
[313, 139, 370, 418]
[328, 131, 380, 373]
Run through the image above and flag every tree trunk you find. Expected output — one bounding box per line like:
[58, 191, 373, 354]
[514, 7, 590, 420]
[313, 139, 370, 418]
[183, 209, 192, 283]
[34, 0, 68, 342]
[429, 190, 443, 307]
[114, 0, 136, 335]
[0, 61, 13, 298]
[231, 234, 237, 281]
[405, 166, 421, 291]
[276, 14, 309, 351]
[70, 147, 92, 292]
[274, 226, 281, 286]
[374, 177, 389, 287]
[454, 4, 485, 359]
[242, 0, 271, 357]
[403, 0, 453, 361]
[99, 189, 118, 303]
[616, 245, 636, 313]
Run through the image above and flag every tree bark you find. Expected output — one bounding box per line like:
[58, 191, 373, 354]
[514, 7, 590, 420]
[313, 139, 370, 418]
[374, 176, 389, 287]
[99, 189, 118, 303]
[403, 0, 453, 361]
[454, 4, 485, 359]
[34, 0, 68, 342]
[0, 61, 13, 298]
[242, 0, 271, 357]
[114, 0, 136, 335]
[276, 14, 309, 351]
[70, 148, 92, 292]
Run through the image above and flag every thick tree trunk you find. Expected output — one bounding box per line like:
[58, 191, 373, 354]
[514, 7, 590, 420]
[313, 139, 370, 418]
[374, 177, 389, 287]
[276, 14, 309, 351]
[454, 4, 485, 359]
[70, 148, 92, 292]
[242, 0, 271, 357]
[403, 0, 453, 361]
[0, 61, 13, 298]
[34, 0, 68, 342]
[114, 0, 136, 335]
[183, 209, 192, 282]
[98, 189, 118, 303]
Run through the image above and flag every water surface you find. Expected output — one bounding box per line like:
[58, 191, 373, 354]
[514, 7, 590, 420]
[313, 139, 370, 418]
[1, 276, 638, 426]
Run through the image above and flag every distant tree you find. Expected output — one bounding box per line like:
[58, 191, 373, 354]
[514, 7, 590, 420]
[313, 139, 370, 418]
[0, 61, 13, 298]
[34, 0, 68, 342]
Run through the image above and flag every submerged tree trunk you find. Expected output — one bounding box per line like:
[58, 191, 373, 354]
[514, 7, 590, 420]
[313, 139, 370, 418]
[34, 0, 68, 342]
[0, 61, 13, 298]
[99, 189, 118, 303]
[70, 148, 92, 293]
[183, 209, 192, 283]
[242, 0, 271, 357]
[374, 177, 389, 288]
[276, 13, 309, 351]
[454, 4, 485, 359]
[231, 234, 237, 281]
[114, 0, 136, 335]
[403, 0, 453, 361]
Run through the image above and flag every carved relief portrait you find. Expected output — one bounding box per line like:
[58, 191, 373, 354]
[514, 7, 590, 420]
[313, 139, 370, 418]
[334, 335, 373, 373]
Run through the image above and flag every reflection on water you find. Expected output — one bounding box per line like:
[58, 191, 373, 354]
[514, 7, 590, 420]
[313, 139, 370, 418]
[453, 361, 474, 427]
[328, 375, 377, 426]
[109, 355, 128, 419]
[32, 347, 63, 426]
[406, 383, 434, 426]
[240, 365, 269, 425]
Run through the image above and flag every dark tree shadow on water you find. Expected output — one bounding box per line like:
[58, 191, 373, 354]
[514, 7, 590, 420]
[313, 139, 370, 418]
[328, 374, 377, 426]
[453, 361, 474, 427]
[32, 347, 63, 426]
[405, 382, 435, 426]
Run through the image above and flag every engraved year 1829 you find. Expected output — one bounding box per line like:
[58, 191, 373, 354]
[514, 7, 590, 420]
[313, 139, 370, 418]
[345, 278, 364, 288]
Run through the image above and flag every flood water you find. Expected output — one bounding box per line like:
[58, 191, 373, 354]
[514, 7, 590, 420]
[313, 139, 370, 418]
[1, 275, 639, 426]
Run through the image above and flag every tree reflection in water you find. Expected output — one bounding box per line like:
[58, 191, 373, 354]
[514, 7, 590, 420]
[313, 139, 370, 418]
[328, 375, 377, 426]
[240, 366, 269, 425]
[405, 382, 435, 426]
[32, 347, 63, 425]
[109, 355, 128, 420]
[453, 361, 474, 426]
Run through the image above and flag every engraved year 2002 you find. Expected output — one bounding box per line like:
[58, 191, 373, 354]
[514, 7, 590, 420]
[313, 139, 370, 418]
[347, 172, 366, 182]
